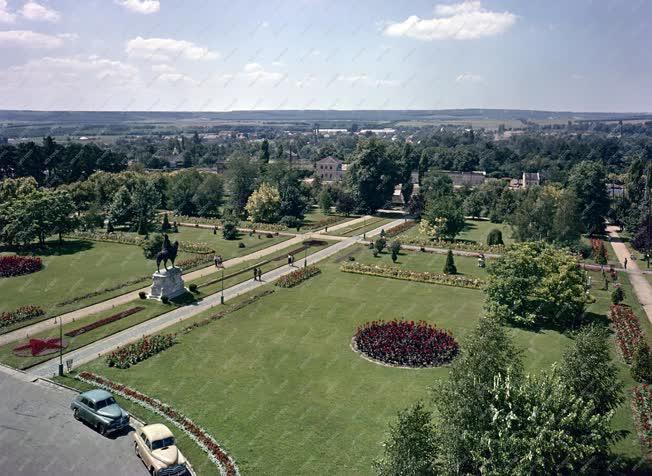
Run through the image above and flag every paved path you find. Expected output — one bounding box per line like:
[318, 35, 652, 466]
[29, 219, 404, 378]
[607, 226, 652, 324]
[0, 366, 146, 475]
[0, 234, 309, 347]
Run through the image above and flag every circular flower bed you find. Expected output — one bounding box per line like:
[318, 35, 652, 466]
[0, 255, 42, 277]
[353, 320, 459, 368]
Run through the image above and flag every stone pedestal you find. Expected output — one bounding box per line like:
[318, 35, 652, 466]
[149, 266, 186, 300]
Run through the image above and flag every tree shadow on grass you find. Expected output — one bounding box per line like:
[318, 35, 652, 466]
[3, 240, 94, 257]
[504, 310, 612, 336]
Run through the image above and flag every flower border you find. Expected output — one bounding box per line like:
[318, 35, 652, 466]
[76, 372, 239, 476]
[340, 262, 484, 289]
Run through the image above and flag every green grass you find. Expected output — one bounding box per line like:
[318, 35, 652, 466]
[396, 219, 513, 246]
[0, 239, 195, 319]
[301, 210, 357, 230]
[0, 297, 182, 370]
[331, 217, 396, 237]
[73, 247, 646, 474]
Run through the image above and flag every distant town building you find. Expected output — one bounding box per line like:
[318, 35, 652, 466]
[443, 171, 487, 188]
[522, 172, 541, 188]
[315, 156, 345, 182]
[392, 170, 420, 205]
[606, 183, 624, 198]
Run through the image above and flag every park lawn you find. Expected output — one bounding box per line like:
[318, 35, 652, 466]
[396, 219, 513, 246]
[0, 239, 196, 321]
[73, 247, 645, 474]
[331, 217, 396, 237]
[0, 297, 183, 370]
[350, 244, 490, 278]
[301, 209, 358, 230]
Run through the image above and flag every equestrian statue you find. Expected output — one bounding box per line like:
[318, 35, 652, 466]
[156, 234, 179, 272]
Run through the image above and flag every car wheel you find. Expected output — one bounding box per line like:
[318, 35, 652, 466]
[134, 443, 140, 458]
[97, 423, 106, 435]
[73, 408, 80, 421]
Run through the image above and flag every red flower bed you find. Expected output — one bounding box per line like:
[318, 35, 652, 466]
[0, 305, 45, 329]
[384, 220, 417, 237]
[610, 304, 643, 363]
[590, 238, 608, 264]
[275, 265, 321, 288]
[77, 372, 238, 475]
[105, 334, 176, 369]
[0, 255, 42, 277]
[65, 306, 144, 337]
[13, 337, 67, 357]
[354, 320, 459, 367]
[632, 384, 652, 454]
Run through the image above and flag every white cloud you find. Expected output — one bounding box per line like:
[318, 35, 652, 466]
[240, 63, 283, 82]
[456, 72, 484, 82]
[151, 63, 175, 73]
[337, 74, 368, 83]
[336, 74, 401, 87]
[0, 0, 16, 22]
[20, 2, 61, 22]
[57, 33, 79, 40]
[570, 73, 584, 80]
[0, 30, 63, 48]
[384, 1, 516, 40]
[243, 62, 263, 73]
[116, 0, 160, 14]
[157, 72, 198, 86]
[126, 36, 219, 62]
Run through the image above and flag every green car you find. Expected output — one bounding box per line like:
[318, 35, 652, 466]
[71, 389, 130, 435]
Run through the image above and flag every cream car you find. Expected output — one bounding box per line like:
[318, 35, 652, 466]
[133, 423, 190, 476]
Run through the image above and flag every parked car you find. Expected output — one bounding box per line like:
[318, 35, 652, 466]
[133, 423, 190, 476]
[71, 389, 130, 435]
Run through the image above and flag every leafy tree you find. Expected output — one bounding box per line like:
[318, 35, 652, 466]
[319, 189, 334, 214]
[161, 213, 171, 232]
[226, 154, 259, 216]
[631, 342, 652, 384]
[594, 241, 608, 265]
[374, 236, 387, 254]
[334, 187, 356, 216]
[463, 191, 483, 218]
[559, 325, 623, 414]
[407, 191, 425, 219]
[420, 195, 465, 240]
[245, 183, 281, 223]
[142, 234, 164, 259]
[632, 213, 652, 254]
[552, 188, 582, 245]
[193, 174, 224, 216]
[611, 285, 624, 304]
[169, 169, 203, 216]
[108, 185, 133, 227]
[390, 240, 401, 255]
[132, 178, 160, 235]
[420, 172, 453, 201]
[278, 175, 308, 219]
[0, 176, 38, 202]
[485, 242, 588, 328]
[260, 139, 270, 164]
[508, 187, 557, 242]
[443, 250, 457, 274]
[374, 401, 436, 476]
[486, 228, 503, 246]
[568, 161, 610, 235]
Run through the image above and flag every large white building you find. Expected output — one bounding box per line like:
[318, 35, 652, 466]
[315, 156, 345, 182]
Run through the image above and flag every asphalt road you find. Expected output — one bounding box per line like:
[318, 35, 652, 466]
[0, 369, 146, 475]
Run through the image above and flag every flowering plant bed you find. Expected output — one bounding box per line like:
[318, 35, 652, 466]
[176, 254, 214, 269]
[0, 255, 42, 277]
[610, 304, 643, 363]
[245, 221, 287, 232]
[64, 306, 144, 337]
[307, 215, 346, 230]
[13, 337, 67, 357]
[384, 220, 416, 237]
[76, 372, 238, 476]
[66, 231, 214, 254]
[353, 320, 459, 367]
[0, 305, 45, 329]
[340, 262, 484, 289]
[105, 334, 177, 369]
[275, 265, 321, 288]
[400, 236, 506, 254]
[631, 384, 652, 456]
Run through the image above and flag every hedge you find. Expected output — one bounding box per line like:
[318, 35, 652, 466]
[340, 262, 484, 289]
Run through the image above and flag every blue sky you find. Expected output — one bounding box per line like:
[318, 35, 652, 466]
[0, 0, 650, 112]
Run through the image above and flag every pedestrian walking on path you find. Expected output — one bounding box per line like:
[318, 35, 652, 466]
[253, 267, 258, 281]
[624, 258, 628, 269]
[288, 254, 293, 267]
[257, 268, 263, 281]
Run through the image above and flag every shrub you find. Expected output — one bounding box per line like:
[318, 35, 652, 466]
[222, 221, 238, 240]
[391, 251, 398, 263]
[610, 304, 643, 363]
[384, 221, 416, 237]
[142, 234, 164, 259]
[266, 233, 273, 238]
[354, 320, 459, 367]
[279, 215, 299, 229]
[161, 213, 171, 232]
[340, 262, 484, 289]
[139, 291, 147, 299]
[347, 256, 355, 262]
[487, 228, 504, 246]
[105, 334, 177, 369]
[275, 265, 321, 288]
[161, 296, 170, 304]
[189, 283, 198, 293]
[238, 242, 245, 248]
[374, 237, 387, 254]
[0, 305, 45, 329]
[65, 307, 144, 337]
[611, 286, 624, 305]
[591, 238, 608, 265]
[390, 240, 401, 255]
[0, 255, 42, 278]
[632, 342, 652, 384]
[443, 250, 457, 275]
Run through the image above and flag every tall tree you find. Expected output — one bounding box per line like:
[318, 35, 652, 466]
[132, 178, 160, 235]
[226, 154, 259, 217]
[169, 169, 203, 216]
[568, 161, 610, 234]
[260, 139, 270, 164]
[193, 174, 224, 216]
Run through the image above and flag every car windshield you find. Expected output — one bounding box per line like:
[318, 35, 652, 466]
[95, 397, 116, 409]
[151, 437, 175, 450]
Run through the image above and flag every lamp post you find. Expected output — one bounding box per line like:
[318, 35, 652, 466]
[220, 266, 225, 304]
[363, 215, 366, 240]
[304, 244, 308, 268]
[58, 318, 64, 377]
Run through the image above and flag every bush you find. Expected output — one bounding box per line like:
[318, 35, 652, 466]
[161, 213, 171, 232]
[142, 234, 164, 259]
[279, 215, 299, 229]
[487, 228, 504, 246]
[139, 291, 147, 299]
[161, 296, 170, 304]
[384, 221, 416, 237]
[591, 238, 608, 265]
[0, 255, 42, 278]
[443, 250, 457, 275]
[222, 221, 238, 240]
[610, 304, 643, 363]
[266, 233, 273, 238]
[105, 334, 176, 369]
[188, 283, 198, 293]
[391, 251, 398, 263]
[374, 237, 387, 254]
[390, 240, 401, 255]
[611, 286, 624, 305]
[347, 256, 355, 262]
[275, 265, 321, 288]
[354, 320, 459, 367]
[632, 342, 652, 384]
[238, 242, 245, 248]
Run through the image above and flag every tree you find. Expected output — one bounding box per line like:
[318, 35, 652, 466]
[407, 191, 425, 219]
[169, 169, 203, 216]
[552, 188, 582, 245]
[278, 176, 308, 219]
[631, 342, 652, 384]
[374, 401, 436, 476]
[485, 242, 588, 328]
[559, 325, 623, 414]
[108, 185, 133, 227]
[508, 187, 557, 242]
[161, 213, 171, 232]
[390, 240, 401, 255]
[142, 234, 164, 259]
[568, 161, 610, 235]
[463, 191, 483, 218]
[319, 189, 334, 214]
[420, 195, 465, 240]
[131, 178, 160, 235]
[632, 213, 652, 254]
[226, 154, 259, 216]
[334, 187, 356, 216]
[346, 137, 400, 213]
[374, 236, 387, 254]
[221, 207, 239, 240]
[193, 174, 224, 216]
[443, 250, 456, 274]
[260, 139, 270, 164]
[245, 183, 281, 223]
[611, 285, 624, 304]
[486, 228, 503, 246]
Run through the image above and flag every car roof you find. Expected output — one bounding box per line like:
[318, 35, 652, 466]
[80, 389, 113, 403]
[142, 423, 174, 441]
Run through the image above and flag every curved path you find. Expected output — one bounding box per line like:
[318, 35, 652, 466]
[29, 219, 405, 378]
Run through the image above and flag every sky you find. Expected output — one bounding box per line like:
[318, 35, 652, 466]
[0, 0, 650, 112]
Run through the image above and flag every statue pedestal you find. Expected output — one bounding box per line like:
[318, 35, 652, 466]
[149, 267, 186, 300]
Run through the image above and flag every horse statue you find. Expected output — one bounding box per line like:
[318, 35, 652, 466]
[156, 234, 179, 272]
